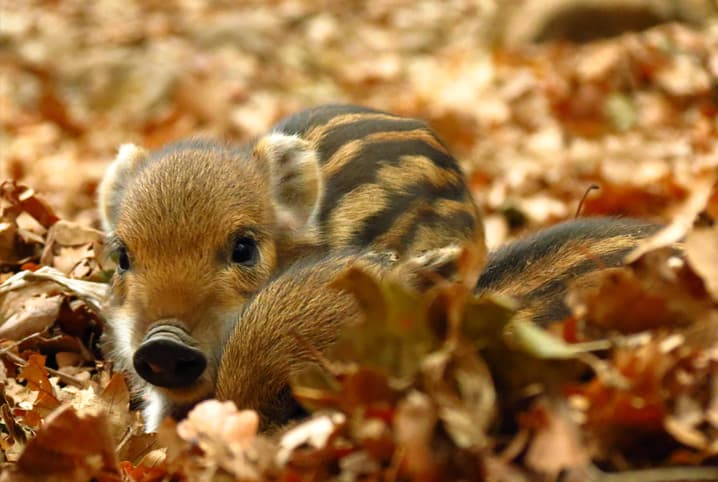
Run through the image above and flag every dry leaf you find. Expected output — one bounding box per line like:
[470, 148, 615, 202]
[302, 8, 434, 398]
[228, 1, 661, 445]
[277, 412, 345, 467]
[18, 354, 61, 414]
[0, 294, 62, 340]
[394, 390, 438, 479]
[684, 226, 718, 302]
[176, 399, 258, 449]
[524, 399, 589, 476]
[626, 169, 717, 263]
[11, 404, 118, 481]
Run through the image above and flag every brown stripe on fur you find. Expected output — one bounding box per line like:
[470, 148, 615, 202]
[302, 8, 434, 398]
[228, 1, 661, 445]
[303, 112, 411, 145]
[433, 198, 478, 218]
[403, 198, 481, 253]
[490, 235, 641, 299]
[376, 155, 463, 192]
[369, 200, 431, 251]
[408, 222, 470, 254]
[326, 183, 391, 247]
[515, 264, 628, 325]
[319, 139, 365, 179]
[320, 129, 451, 179]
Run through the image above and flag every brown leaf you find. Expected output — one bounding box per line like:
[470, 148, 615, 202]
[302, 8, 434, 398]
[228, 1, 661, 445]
[684, 226, 718, 302]
[277, 413, 345, 467]
[394, 390, 438, 479]
[665, 404, 708, 451]
[1, 182, 59, 229]
[44, 220, 101, 246]
[567, 250, 712, 334]
[117, 433, 160, 467]
[118, 460, 167, 482]
[98, 373, 137, 448]
[18, 354, 60, 414]
[572, 337, 677, 443]
[173, 399, 264, 479]
[13, 404, 119, 480]
[0, 266, 109, 317]
[0, 221, 19, 265]
[40, 220, 106, 279]
[331, 265, 438, 379]
[176, 399, 259, 449]
[421, 345, 495, 450]
[625, 168, 717, 263]
[0, 294, 62, 340]
[524, 399, 589, 476]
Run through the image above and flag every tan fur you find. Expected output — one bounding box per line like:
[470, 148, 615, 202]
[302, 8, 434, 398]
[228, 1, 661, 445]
[327, 184, 391, 246]
[318, 139, 366, 179]
[369, 201, 430, 250]
[325, 153, 480, 252]
[101, 143, 280, 427]
[215, 218, 660, 428]
[99, 105, 486, 431]
[215, 255, 363, 429]
[407, 198, 483, 254]
[215, 249, 452, 428]
[303, 112, 406, 143]
[490, 236, 641, 299]
[320, 129, 450, 179]
[377, 155, 464, 191]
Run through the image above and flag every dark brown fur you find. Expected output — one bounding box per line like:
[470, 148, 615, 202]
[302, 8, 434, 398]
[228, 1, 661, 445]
[215, 217, 660, 428]
[98, 105, 484, 430]
[476, 217, 660, 324]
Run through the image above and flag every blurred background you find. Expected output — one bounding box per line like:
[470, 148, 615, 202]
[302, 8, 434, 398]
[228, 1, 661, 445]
[2, 0, 717, 248]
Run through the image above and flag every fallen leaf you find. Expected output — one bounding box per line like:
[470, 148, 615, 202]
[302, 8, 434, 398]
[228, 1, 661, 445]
[18, 354, 60, 414]
[567, 250, 712, 334]
[98, 373, 137, 448]
[12, 404, 118, 481]
[176, 399, 258, 449]
[0, 266, 109, 316]
[684, 226, 718, 301]
[625, 168, 717, 263]
[394, 390, 438, 479]
[0, 294, 62, 340]
[277, 412, 345, 467]
[1, 182, 59, 229]
[524, 399, 589, 476]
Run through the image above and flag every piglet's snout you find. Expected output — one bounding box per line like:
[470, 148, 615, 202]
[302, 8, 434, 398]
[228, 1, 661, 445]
[133, 323, 206, 389]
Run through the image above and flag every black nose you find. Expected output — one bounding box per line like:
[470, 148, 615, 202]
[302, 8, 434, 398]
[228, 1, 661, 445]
[133, 335, 207, 388]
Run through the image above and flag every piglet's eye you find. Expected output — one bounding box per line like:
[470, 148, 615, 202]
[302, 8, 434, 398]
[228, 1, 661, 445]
[117, 246, 131, 272]
[232, 237, 258, 266]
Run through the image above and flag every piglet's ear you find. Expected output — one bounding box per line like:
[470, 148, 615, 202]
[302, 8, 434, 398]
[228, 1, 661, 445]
[97, 143, 149, 232]
[253, 132, 323, 233]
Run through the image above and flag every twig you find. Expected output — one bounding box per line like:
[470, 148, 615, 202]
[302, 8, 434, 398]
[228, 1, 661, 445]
[575, 184, 600, 218]
[0, 332, 44, 355]
[115, 426, 133, 455]
[1, 350, 86, 388]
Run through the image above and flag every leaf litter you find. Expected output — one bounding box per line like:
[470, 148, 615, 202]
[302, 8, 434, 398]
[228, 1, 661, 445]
[1, 2, 718, 481]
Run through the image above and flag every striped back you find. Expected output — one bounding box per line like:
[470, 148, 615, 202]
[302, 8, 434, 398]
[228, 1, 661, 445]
[273, 104, 483, 255]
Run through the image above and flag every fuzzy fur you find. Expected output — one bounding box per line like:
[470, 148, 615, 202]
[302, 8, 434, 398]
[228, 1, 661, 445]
[97, 105, 485, 430]
[215, 217, 660, 428]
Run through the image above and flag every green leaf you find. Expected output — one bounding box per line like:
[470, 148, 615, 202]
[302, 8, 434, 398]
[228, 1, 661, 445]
[504, 318, 611, 359]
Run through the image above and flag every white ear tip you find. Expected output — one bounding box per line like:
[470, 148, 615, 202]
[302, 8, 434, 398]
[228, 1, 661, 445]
[116, 143, 144, 163]
[262, 133, 310, 154]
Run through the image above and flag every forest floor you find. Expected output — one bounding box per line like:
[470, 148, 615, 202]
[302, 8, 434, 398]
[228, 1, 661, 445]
[1, 1, 718, 480]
